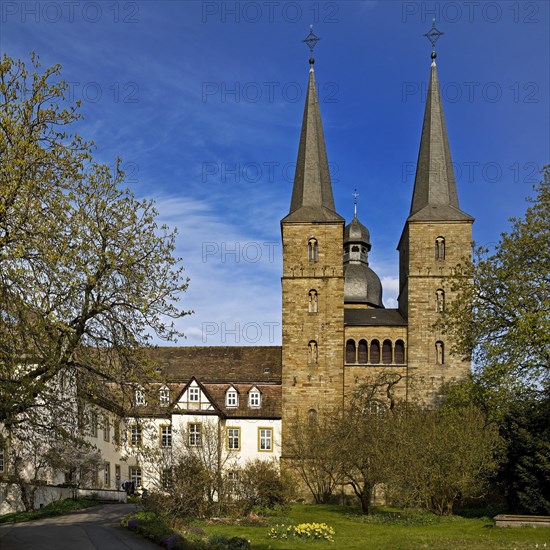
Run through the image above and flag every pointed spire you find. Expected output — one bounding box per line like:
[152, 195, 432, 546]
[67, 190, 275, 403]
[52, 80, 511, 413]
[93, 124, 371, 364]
[408, 25, 473, 222]
[282, 29, 343, 223]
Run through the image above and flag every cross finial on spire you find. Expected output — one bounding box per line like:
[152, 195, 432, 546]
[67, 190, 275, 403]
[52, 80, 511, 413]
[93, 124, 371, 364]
[424, 18, 444, 63]
[353, 189, 359, 217]
[303, 25, 321, 67]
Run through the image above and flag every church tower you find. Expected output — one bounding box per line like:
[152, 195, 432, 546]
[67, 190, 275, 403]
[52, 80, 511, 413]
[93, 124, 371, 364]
[281, 33, 345, 448]
[398, 31, 474, 403]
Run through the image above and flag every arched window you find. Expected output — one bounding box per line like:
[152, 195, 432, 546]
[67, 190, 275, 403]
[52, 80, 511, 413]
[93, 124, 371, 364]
[308, 289, 318, 313]
[382, 340, 392, 364]
[394, 340, 405, 364]
[370, 340, 380, 364]
[308, 340, 318, 363]
[346, 339, 356, 364]
[358, 340, 368, 363]
[435, 341, 444, 364]
[308, 238, 318, 262]
[352, 245, 360, 252]
[436, 289, 445, 312]
[435, 237, 445, 260]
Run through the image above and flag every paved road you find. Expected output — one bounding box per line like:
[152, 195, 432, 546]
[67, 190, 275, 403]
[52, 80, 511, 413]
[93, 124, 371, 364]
[0, 503, 160, 550]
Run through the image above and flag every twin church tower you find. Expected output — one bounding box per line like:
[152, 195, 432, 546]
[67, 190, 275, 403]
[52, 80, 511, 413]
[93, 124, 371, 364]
[280, 28, 474, 425]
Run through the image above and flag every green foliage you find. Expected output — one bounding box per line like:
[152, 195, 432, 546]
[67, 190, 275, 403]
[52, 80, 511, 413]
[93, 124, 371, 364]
[0, 52, 191, 427]
[441, 167, 550, 394]
[500, 393, 550, 514]
[0, 497, 100, 523]
[195, 503, 547, 550]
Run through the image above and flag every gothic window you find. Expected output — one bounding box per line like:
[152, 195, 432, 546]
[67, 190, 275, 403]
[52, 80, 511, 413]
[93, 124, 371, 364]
[352, 245, 360, 252]
[308, 238, 318, 262]
[394, 340, 405, 364]
[382, 340, 392, 364]
[308, 340, 318, 363]
[346, 339, 356, 364]
[370, 340, 380, 364]
[436, 289, 445, 312]
[308, 289, 318, 313]
[435, 341, 445, 364]
[435, 237, 446, 260]
[358, 339, 368, 363]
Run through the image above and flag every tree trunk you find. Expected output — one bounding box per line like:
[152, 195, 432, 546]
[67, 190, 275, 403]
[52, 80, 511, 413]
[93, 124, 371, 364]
[360, 484, 372, 515]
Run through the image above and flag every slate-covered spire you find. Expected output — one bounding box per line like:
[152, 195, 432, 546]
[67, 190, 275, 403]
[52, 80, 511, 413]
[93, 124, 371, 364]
[408, 54, 473, 222]
[282, 64, 343, 223]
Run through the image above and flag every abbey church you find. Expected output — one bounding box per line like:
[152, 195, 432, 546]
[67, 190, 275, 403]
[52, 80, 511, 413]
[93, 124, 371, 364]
[0, 40, 475, 505]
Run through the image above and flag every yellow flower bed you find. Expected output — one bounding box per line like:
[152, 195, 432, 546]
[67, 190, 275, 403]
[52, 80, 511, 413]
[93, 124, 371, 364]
[269, 522, 335, 543]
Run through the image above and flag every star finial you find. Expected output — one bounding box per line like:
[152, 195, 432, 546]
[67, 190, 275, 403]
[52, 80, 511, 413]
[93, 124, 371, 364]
[303, 25, 321, 66]
[424, 18, 444, 62]
[353, 189, 359, 218]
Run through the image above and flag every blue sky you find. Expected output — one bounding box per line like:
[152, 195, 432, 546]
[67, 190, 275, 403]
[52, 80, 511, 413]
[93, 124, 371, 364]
[2, 0, 549, 345]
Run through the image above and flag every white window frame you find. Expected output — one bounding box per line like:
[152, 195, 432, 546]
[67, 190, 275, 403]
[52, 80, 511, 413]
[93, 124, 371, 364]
[188, 387, 200, 402]
[258, 427, 273, 452]
[159, 387, 170, 407]
[130, 424, 142, 446]
[129, 466, 142, 487]
[103, 416, 110, 442]
[227, 427, 240, 451]
[90, 412, 98, 438]
[226, 389, 238, 407]
[135, 388, 146, 406]
[188, 423, 202, 446]
[249, 390, 261, 407]
[160, 425, 172, 448]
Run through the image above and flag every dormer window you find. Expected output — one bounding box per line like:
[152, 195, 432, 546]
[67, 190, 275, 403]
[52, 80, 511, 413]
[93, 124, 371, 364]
[135, 388, 146, 406]
[249, 389, 261, 407]
[159, 386, 170, 407]
[188, 387, 200, 402]
[308, 238, 318, 262]
[226, 388, 238, 407]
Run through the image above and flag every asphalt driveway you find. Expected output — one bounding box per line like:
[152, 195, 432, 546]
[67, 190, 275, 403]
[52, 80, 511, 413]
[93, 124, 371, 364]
[0, 503, 160, 550]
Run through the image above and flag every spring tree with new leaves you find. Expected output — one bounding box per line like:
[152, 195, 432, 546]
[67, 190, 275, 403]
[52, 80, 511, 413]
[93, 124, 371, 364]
[0, 53, 191, 429]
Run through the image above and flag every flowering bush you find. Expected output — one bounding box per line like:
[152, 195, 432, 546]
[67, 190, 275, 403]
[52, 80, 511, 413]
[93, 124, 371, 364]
[269, 522, 335, 543]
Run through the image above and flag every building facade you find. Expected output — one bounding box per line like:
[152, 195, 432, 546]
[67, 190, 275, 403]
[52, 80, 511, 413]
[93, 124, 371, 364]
[0, 48, 473, 508]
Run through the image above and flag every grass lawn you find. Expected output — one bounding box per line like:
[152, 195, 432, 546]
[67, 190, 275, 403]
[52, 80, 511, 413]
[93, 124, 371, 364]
[197, 504, 550, 550]
[0, 497, 101, 524]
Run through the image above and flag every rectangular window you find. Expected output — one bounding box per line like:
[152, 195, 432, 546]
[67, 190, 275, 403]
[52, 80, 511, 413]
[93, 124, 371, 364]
[90, 412, 98, 438]
[258, 428, 273, 452]
[114, 420, 121, 445]
[160, 425, 172, 448]
[129, 466, 142, 487]
[115, 464, 121, 489]
[0, 445, 5, 473]
[227, 427, 240, 451]
[135, 389, 146, 406]
[226, 391, 238, 407]
[159, 387, 170, 407]
[188, 387, 200, 402]
[130, 425, 142, 446]
[249, 392, 260, 407]
[103, 416, 110, 442]
[188, 423, 201, 446]
[104, 462, 110, 487]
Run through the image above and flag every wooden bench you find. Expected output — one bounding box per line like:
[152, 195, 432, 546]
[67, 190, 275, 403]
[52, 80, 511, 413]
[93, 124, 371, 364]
[494, 514, 550, 528]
